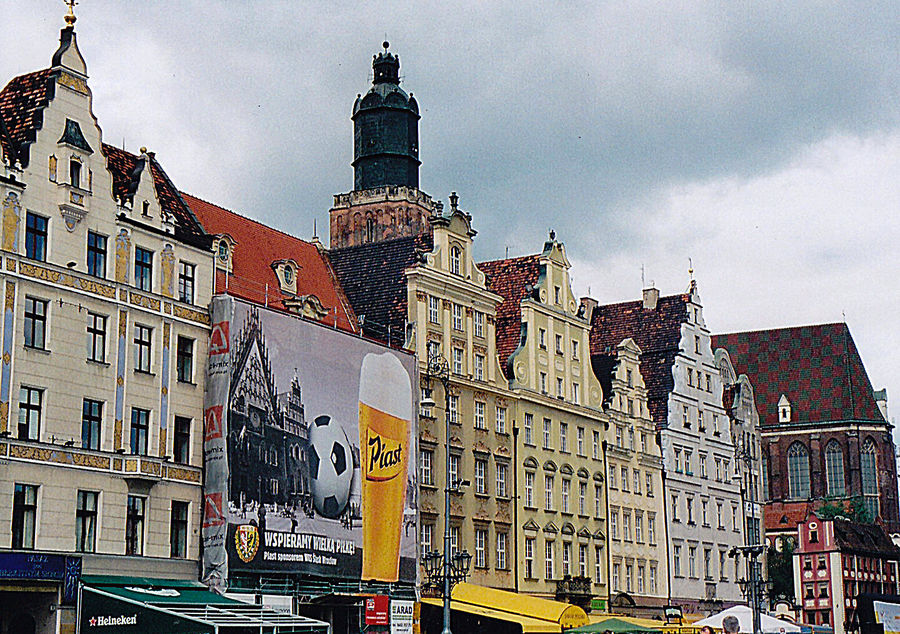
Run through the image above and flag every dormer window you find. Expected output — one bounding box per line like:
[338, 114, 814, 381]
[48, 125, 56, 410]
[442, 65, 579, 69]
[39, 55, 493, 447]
[273, 260, 299, 294]
[142, 200, 150, 217]
[778, 395, 792, 423]
[450, 246, 461, 275]
[284, 266, 294, 285]
[69, 158, 81, 188]
[217, 241, 229, 262]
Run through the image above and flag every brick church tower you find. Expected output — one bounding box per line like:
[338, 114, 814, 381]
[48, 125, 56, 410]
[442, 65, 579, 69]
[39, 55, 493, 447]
[329, 43, 436, 249]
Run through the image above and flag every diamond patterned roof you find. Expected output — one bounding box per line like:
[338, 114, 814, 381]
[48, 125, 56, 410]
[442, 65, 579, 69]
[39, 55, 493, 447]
[712, 323, 885, 427]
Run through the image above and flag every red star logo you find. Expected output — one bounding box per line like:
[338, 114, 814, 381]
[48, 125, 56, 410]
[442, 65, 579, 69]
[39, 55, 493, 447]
[89, 617, 97, 626]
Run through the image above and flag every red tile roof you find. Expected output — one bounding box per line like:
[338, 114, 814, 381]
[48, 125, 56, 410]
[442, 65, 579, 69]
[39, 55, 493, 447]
[0, 69, 54, 166]
[479, 255, 542, 378]
[183, 193, 358, 334]
[327, 235, 432, 346]
[589, 293, 691, 424]
[712, 323, 885, 428]
[764, 500, 818, 533]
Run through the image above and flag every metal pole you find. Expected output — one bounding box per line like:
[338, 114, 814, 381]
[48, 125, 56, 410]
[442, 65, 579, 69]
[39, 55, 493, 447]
[442, 375, 452, 634]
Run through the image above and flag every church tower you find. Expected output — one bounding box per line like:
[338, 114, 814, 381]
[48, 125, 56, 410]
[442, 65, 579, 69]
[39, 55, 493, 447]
[329, 43, 435, 249]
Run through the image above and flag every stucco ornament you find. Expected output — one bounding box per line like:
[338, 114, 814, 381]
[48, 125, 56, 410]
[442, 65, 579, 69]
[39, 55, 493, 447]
[1, 192, 21, 252]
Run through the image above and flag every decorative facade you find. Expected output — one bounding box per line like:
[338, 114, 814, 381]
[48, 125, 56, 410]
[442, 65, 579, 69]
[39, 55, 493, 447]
[481, 234, 609, 608]
[0, 15, 213, 633]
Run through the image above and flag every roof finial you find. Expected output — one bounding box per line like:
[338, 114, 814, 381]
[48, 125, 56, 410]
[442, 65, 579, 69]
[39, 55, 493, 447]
[688, 257, 694, 281]
[383, 40, 390, 53]
[549, 228, 556, 241]
[63, 0, 77, 27]
[449, 191, 459, 213]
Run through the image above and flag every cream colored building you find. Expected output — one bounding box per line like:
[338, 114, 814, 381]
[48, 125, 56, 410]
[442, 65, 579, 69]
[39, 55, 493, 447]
[0, 17, 213, 633]
[405, 199, 516, 590]
[481, 234, 608, 607]
[600, 338, 669, 615]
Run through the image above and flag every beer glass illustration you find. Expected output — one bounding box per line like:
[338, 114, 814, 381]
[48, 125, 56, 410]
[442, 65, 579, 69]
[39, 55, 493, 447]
[359, 352, 412, 582]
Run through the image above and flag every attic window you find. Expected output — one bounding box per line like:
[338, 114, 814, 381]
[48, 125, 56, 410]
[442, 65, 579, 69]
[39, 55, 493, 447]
[284, 266, 294, 285]
[778, 395, 792, 423]
[450, 246, 461, 275]
[142, 200, 150, 217]
[217, 241, 229, 261]
[554, 286, 561, 304]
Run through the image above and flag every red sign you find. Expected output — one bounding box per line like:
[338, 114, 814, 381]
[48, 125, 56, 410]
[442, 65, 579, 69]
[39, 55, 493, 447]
[365, 595, 390, 626]
[202, 493, 225, 528]
[204, 405, 224, 440]
[209, 321, 230, 355]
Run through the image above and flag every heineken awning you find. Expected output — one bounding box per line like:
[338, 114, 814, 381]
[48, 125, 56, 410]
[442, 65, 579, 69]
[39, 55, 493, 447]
[79, 577, 328, 633]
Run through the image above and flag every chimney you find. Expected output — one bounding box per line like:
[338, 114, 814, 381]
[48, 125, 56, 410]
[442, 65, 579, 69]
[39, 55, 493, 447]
[874, 388, 889, 422]
[579, 297, 598, 321]
[642, 286, 659, 310]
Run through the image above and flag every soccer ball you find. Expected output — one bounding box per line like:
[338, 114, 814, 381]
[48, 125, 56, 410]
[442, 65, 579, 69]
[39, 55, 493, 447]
[308, 415, 354, 518]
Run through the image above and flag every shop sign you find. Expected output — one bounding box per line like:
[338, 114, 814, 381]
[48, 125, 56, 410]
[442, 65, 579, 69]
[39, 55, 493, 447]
[390, 600, 414, 634]
[365, 595, 390, 625]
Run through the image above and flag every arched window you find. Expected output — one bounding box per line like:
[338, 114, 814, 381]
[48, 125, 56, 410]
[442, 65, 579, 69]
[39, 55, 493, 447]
[365, 218, 376, 243]
[824, 441, 845, 497]
[861, 438, 879, 520]
[787, 442, 810, 499]
[450, 246, 461, 275]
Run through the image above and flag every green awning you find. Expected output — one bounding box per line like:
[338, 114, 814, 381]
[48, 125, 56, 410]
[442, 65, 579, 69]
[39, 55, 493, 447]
[79, 577, 328, 633]
[566, 617, 663, 633]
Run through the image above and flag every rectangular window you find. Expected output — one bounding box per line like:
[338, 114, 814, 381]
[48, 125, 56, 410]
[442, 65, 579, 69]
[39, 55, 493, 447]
[76, 490, 98, 553]
[592, 430, 600, 459]
[633, 468, 641, 494]
[595, 547, 603, 584]
[576, 427, 585, 455]
[650, 565, 658, 594]
[572, 382, 580, 404]
[543, 418, 552, 449]
[82, 398, 102, 450]
[623, 511, 632, 541]
[611, 509, 619, 540]
[496, 463, 508, 498]
[24, 296, 48, 350]
[497, 532, 508, 569]
[495, 406, 507, 434]
[559, 422, 568, 452]
[689, 546, 697, 578]
[87, 312, 107, 362]
[474, 529, 487, 568]
[449, 526, 459, 556]
[474, 354, 485, 381]
[671, 493, 680, 522]
[474, 459, 487, 494]
[524, 471, 535, 507]
[474, 401, 486, 429]
[12, 483, 38, 549]
[638, 564, 645, 594]
[452, 347, 463, 375]
[170, 501, 189, 558]
[704, 547, 712, 580]
[18, 387, 42, 441]
[616, 425, 623, 447]
[641, 432, 647, 453]
[525, 537, 535, 578]
[420, 449, 434, 485]
[87, 231, 107, 278]
[579, 482, 587, 515]
[683, 405, 690, 428]
[176, 336, 194, 383]
[673, 544, 682, 577]
[556, 376, 564, 397]
[420, 524, 433, 558]
[126, 495, 145, 556]
[626, 563, 634, 592]
[524, 413, 534, 445]
[134, 247, 153, 292]
[608, 464, 617, 489]
[178, 262, 195, 304]
[562, 542, 572, 576]
[474, 311, 485, 338]
[572, 340, 579, 358]
[448, 395, 459, 425]
[545, 475, 554, 511]
[613, 563, 621, 590]
[545, 541, 554, 579]
[594, 484, 602, 518]
[555, 334, 563, 354]
[635, 512, 644, 542]
[130, 408, 150, 455]
[540, 372, 547, 393]
[452, 304, 463, 331]
[539, 329, 546, 349]
[133, 324, 152, 373]
[621, 467, 630, 492]
[648, 514, 656, 544]
[561, 479, 570, 513]
[25, 213, 48, 261]
[173, 416, 191, 464]
[646, 472, 654, 496]
[449, 454, 459, 486]
[70, 159, 81, 188]
[426, 340, 440, 363]
[428, 297, 440, 324]
[702, 499, 709, 526]
[579, 544, 588, 577]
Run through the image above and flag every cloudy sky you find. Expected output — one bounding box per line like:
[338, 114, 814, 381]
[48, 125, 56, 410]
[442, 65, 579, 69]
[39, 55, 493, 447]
[3, 2, 898, 425]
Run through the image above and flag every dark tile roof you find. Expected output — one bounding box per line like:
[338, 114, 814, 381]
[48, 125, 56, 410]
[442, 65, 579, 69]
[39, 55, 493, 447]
[327, 235, 432, 346]
[589, 293, 691, 424]
[832, 518, 900, 557]
[0, 69, 54, 166]
[712, 323, 885, 427]
[183, 193, 358, 333]
[101, 144, 209, 248]
[590, 354, 617, 407]
[479, 255, 542, 378]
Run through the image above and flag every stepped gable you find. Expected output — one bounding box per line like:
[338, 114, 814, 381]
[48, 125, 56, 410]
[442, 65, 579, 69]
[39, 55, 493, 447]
[0, 69, 54, 166]
[480, 254, 542, 378]
[183, 193, 357, 334]
[327, 234, 432, 346]
[589, 293, 690, 425]
[101, 144, 209, 248]
[712, 323, 884, 427]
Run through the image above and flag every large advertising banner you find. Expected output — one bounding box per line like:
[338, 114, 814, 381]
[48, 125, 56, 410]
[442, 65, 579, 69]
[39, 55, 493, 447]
[219, 299, 418, 583]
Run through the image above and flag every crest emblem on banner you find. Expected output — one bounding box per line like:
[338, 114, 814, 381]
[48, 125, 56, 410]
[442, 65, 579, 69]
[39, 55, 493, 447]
[235, 524, 259, 562]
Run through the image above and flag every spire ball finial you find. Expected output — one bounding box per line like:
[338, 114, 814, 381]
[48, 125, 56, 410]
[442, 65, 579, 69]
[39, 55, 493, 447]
[63, 0, 78, 27]
[383, 41, 390, 52]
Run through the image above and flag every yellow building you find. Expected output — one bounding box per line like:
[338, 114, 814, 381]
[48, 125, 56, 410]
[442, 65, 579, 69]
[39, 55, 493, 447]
[481, 233, 608, 608]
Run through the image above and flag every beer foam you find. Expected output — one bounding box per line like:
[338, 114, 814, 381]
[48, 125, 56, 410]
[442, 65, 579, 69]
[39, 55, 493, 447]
[359, 352, 412, 421]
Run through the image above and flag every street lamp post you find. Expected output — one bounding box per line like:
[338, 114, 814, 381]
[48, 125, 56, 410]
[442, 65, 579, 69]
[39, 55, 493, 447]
[421, 354, 472, 634]
[732, 437, 763, 634]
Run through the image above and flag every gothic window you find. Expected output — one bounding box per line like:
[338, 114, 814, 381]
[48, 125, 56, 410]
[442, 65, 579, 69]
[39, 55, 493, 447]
[861, 439, 879, 519]
[824, 441, 845, 497]
[787, 442, 811, 499]
[365, 218, 376, 243]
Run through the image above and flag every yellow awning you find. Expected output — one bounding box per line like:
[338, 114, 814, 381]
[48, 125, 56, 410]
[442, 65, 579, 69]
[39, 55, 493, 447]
[422, 597, 561, 633]
[449, 583, 589, 630]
